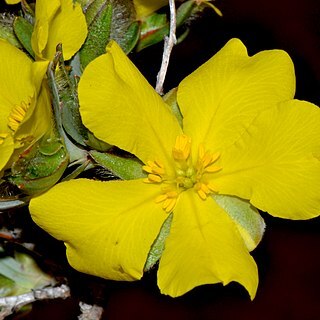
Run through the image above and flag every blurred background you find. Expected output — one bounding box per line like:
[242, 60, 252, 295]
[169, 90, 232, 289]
[5, 0, 320, 319]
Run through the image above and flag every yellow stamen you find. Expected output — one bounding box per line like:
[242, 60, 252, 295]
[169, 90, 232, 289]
[144, 135, 222, 211]
[205, 165, 222, 173]
[162, 197, 177, 213]
[148, 174, 162, 183]
[172, 134, 191, 161]
[142, 165, 153, 173]
[8, 100, 30, 132]
[208, 182, 219, 193]
[197, 189, 207, 200]
[143, 160, 167, 183]
[155, 194, 168, 203]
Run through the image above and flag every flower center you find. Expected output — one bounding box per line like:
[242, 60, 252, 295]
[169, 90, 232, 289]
[8, 99, 31, 132]
[143, 134, 222, 213]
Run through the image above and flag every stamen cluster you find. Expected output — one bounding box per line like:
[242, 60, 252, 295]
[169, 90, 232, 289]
[143, 134, 222, 213]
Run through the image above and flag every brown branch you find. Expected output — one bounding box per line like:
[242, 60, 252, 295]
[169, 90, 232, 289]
[78, 302, 103, 320]
[155, 0, 177, 95]
[0, 284, 71, 319]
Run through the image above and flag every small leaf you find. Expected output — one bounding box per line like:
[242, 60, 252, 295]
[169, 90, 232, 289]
[13, 16, 34, 57]
[89, 150, 145, 180]
[49, 45, 88, 147]
[80, 2, 113, 68]
[212, 194, 266, 251]
[109, 0, 136, 51]
[0, 251, 55, 297]
[144, 213, 173, 271]
[85, 131, 112, 152]
[80, 0, 138, 68]
[118, 20, 140, 54]
[136, 0, 196, 51]
[0, 274, 15, 297]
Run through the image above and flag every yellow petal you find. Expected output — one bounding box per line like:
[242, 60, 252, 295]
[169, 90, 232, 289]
[212, 194, 265, 251]
[15, 82, 53, 142]
[30, 179, 168, 281]
[133, 0, 168, 19]
[177, 38, 295, 158]
[214, 100, 320, 220]
[0, 135, 14, 172]
[31, 0, 60, 58]
[32, 0, 87, 60]
[157, 190, 258, 299]
[5, 0, 21, 4]
[0, 40, 33, 131]
[78, 41, 182, 169]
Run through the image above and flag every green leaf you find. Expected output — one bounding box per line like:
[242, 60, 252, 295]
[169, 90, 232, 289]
[85, 131, 112, 152]
[13, 16, 34, 58]
[144, 213, 173, 271]
[80, 0, 138, 68]
[136, 0, 196, 51]
[118, 20, 140, 54]
[9, 136, 69, 195]
[0, 13, 22, 49]
[0, 251, 55, 297]
[89, 150, 145, 180]
[80, 2, 113, 68]
[109, 0, 137, 53]
[212, 194, 266, 251]
[0, 274, 15, 297]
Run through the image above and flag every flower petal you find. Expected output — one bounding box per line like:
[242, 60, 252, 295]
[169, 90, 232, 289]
[5, 0, 21, 4]
[30, 178, 168, 281]
[15, 82, 52, 142]
[214, 100, 320, 219]
[32, 0, 87, 60]
[177, 38, 295, 156]
[78, 40, 182, 168]
[0, 39, 33, 131]
[31, 0, 60, 58]
[0, 135, 14, 172]
[157, 190, 258, 299]
[133, 0, 168, 19]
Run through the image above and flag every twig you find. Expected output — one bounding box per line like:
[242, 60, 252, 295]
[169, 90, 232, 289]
[78, 302, 103, 320]
[155, 0, 177, 95]
[0, 284, 71, 319]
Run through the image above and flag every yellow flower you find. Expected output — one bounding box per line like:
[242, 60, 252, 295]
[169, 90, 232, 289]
[0, 39, 52, 172]
[30, 39, 320, 298]
[133, 0, 169, 20]
[31, 0, 87, 61]
[133, 0, 222, 20]
[4, 0, 21, 4]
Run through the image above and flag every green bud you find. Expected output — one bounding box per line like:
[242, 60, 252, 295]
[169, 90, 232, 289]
[9, 136, 69, 195]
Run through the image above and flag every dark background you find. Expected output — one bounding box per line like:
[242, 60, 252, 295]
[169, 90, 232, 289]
[4, 0, 320, 319]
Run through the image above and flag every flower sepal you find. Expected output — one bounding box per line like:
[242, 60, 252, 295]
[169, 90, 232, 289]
[144, 213, 173, 271]
[212, 194, 266, 251]
[89, 149, 145, 180]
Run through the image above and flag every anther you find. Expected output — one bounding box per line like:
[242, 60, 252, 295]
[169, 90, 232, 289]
[148, 174, 162, 183]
